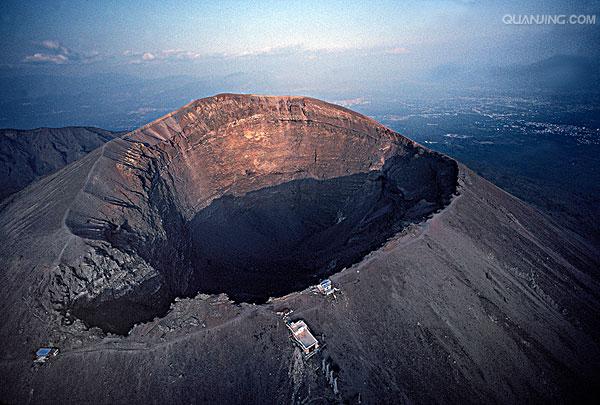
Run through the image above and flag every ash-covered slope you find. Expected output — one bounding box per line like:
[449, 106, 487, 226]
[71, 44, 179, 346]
[0, 94, 599, 404]
[0, 126, 121, 201]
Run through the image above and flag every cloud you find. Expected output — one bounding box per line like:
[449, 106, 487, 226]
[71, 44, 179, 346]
[23, 39, 100, 64]
[41, 40, 61, 50]
[161, 49, 200, 59]
[142, 52, 156, 61]
[228, 45, 303, 58]
[160, 49, 203, 60]
[124, 49, 204, 64]
[334, 97, 370, 107]
[23, 53, 69, 64]
[24, 42, 401, 67]
[40, 39, 74, 57]
[119, 44, 376, 65]
[217, 44, 372, 61]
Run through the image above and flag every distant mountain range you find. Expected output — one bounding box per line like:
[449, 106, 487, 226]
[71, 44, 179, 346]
[429, 54, 600, 94]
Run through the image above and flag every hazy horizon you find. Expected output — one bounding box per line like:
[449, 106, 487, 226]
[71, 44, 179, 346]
[1, 0, 599, 129]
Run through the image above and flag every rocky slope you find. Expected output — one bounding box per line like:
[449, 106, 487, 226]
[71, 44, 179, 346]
[0, 126, 120, 201]
[0, 94, 598, 404]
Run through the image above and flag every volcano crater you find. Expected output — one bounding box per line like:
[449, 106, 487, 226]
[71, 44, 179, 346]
[62, 95, 458, 334]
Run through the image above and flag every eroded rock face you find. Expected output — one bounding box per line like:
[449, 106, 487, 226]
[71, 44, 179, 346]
[46, 94, 458, 333]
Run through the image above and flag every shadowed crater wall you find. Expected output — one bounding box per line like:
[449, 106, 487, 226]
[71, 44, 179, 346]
[187, 156, 456, 303]
[69, 153, 457, 334]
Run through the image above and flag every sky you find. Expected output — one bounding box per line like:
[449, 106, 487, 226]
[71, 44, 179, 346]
[1, 0, 598, 77]
[0, 0, 598, 129]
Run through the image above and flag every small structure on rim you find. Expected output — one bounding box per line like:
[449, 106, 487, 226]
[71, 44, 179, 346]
[34, 347, 59, 363]
[317, 279, 335, 295]
[287, 320, 319, 356]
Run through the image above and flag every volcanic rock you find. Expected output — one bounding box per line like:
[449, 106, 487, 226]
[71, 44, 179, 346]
[0, 94, 598, 404]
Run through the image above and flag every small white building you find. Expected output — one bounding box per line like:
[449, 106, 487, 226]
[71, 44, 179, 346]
[34, 347, 59, 363]
[287, 320, 319, 355]
[317, 279, 334, 295]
